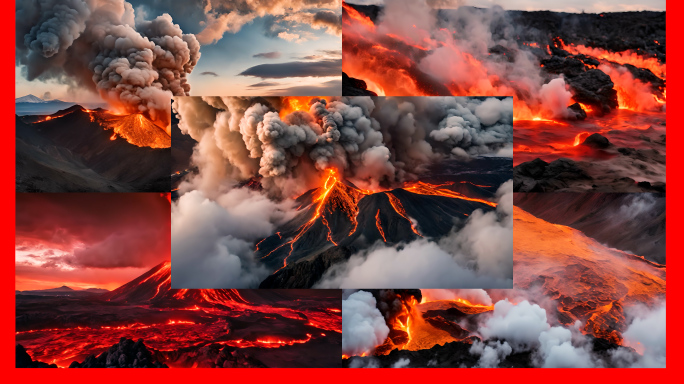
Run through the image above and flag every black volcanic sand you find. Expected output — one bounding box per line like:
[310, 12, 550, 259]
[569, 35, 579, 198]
[15, 292, 341, 368]
[259, 157, 512, 288]
[16, 106, 171, 192]
[514, 192, 665, 263]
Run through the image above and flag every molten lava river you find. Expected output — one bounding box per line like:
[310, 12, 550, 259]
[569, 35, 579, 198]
[16, 263, 341, 368]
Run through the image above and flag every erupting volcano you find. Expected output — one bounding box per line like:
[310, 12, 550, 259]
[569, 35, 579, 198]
[171, 95, 513, 289]
[342, 1, 665, 192]
[16, 105, 171, 192]
[16, 262, 342, 368]
[256, 160, 507, 288]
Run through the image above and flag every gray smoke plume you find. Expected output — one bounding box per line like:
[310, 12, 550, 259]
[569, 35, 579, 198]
[172, 96, 513, 197]
[16, 0, 200, 131]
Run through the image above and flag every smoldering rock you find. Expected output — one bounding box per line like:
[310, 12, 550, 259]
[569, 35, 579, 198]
[581, 133, 611, 149]
[69, 338, 168, 368]
[565, 70, 619, 114]
[567, 102, 587, 120]
[343, 72, 377, 96]
[16, 344, 57, 368]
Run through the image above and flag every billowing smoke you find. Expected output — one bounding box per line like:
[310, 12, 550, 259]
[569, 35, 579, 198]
[314, 180, 513, 288]
[170, 188, 296, 288]
[172, 96, 513, 197]
[612, 304, 666, 368]
[343, 0, 666, 118]
[16, 0, 200, 131]
[342, 290, 390, 357]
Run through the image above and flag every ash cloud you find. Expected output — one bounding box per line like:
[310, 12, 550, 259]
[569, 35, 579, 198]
[16, 0, 200, 130]
[173, 96, 513, 197]
[342, 290, 390, 357]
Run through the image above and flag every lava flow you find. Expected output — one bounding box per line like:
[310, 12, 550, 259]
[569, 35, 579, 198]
[374, 291, 492, 355]
[16, 261, 341, 368]
[256, 167, 498, 272]
[29, 106, 171, 149]
[343, 2, 665, 120]
[513, 206, 665, 344]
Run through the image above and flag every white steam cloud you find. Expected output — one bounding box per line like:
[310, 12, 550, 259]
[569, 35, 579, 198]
[314, 180, 513, 288]
[342, 290, 390, 357]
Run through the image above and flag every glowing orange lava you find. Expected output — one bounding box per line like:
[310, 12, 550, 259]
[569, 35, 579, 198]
[402, 181, 497, 207]
[375, 209, 387, 242]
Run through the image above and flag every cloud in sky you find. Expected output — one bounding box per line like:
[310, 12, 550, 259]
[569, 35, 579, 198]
[238, 59, 342, 78]
[15, 193, 170, 290]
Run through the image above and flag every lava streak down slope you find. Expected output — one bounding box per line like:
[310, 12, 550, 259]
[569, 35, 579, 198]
[16, 262, 342, 368]
[16, 106, 171, 192]
[257, 157, 510, 288]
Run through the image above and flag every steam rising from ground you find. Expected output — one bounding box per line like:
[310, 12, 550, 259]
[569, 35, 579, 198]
[342, 291, 390, 357]
[16, 0, 200, 131]
[343, 288, 666, 367]
[314, 180, 513, 288]
[173, 96, 513, 197]
[170, 188, 296, 288]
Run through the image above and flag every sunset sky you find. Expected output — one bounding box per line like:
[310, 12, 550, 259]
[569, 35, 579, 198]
[15, 0, 341, 100]
[15, 193, 170, 291]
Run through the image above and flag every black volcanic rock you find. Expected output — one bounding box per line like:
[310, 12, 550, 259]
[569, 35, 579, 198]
[16, 344, 57, 368]
[69, 338, 167, 368]
[342, 72, 377, 96]
[259, 246, 354, 288]
[565, 69, 619, 113]
[515, 158, 548, 179]
[543, 158, 591, 180]
[514, 158, 591, 192]
[540, 56, 586, 77]
[567, 102, 587, 120]
[582, 133, 611, 149]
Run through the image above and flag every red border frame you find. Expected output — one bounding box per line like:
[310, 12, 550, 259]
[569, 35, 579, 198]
[3, 0, 679, 377]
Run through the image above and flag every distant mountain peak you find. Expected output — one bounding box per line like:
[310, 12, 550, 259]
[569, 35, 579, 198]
[16, 94, 46, 103]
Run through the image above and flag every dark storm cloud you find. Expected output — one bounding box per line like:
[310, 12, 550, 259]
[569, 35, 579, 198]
[253, 51, 282, 59]
[16, 193, 170, 269]
[238, 59, 342, 78]
[312, 10, 342, 35]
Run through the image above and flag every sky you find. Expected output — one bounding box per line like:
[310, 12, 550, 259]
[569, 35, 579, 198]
[15, 0, 342, 100]
[347, 0, 666, 13]
[15, 193, 170, 291]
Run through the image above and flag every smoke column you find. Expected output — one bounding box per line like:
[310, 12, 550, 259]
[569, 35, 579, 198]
[16, 0, 201, 132]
